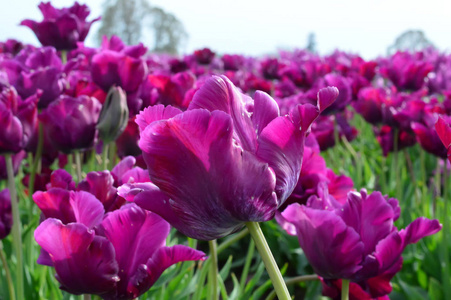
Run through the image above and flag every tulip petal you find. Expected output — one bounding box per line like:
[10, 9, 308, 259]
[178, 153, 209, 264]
[189, 75, 257, 152]
[100, 204, 169, 298]
[282, 203, 364, 279]
[252, 90, 280, 136]
[139, 109, 277, 240]
[400, 217, 442, 244]
[135, 104, 182, 132]
[69, 191, 104, 228]
[34, 219, 119, 295]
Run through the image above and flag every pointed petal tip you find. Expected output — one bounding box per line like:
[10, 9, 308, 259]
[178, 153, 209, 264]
[318, 86, 339, 113]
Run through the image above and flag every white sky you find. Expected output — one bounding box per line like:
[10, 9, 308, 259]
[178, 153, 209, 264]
[1, 0, 450, 59]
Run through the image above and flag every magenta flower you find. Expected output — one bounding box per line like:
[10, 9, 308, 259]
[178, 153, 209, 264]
[91, 35, 148, 94]
[281, 189, 441, 298]
[193, 48, 215, 65]
[412, 113, 448, 159]
[121, 75, 337, 240]
[0, 189, 12, 240]
[20, 2, 100, 50]
[40, 95, 101, 153]
[0, 82, 38, 154]
[435, 116, 451, 163]
[34, 198, 206, 298]
[0, 46, 64, 108]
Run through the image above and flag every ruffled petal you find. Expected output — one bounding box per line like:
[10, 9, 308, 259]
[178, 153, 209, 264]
[34, 219, 119, 295]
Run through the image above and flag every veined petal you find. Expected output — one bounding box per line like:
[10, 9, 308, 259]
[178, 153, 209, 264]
[139, 109, 277, 240]
[252, 90, 279, 137]
[69, 191, 104, 228]
[34, 219, 119, 295]
[189, 75, 257, 152]
[135, 104, 182, 132]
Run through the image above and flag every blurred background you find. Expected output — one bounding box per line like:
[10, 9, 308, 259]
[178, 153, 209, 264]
[1, 0, 449, 59]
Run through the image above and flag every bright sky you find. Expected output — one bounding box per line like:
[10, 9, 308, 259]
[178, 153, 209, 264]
[1, 0, 450, 59]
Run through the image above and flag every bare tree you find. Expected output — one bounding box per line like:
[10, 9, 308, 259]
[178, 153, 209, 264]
[96, 0, 187, 54]
[387, 30, 435, 54]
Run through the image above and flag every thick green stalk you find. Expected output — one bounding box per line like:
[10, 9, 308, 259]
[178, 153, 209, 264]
[341, 279, 350, 300]
[61, 50, 67, 64]
[102, 143, 109, 170]
[245, 222, 290, 300]
[208, 240, 219, 300]
[5, 154, 24, 300]
[0, 241, 16, 300]
[75, 151, 83, 182]
[442, 162, 451, 299]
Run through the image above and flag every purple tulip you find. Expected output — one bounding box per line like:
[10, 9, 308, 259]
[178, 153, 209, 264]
[281, 189, 441, 298]
[40, 95, 101, 153]
[0, 39, 24, 56]
[412, 113, 448, 159]
[193, 48, 215, 65]
[0, 82, 38, 153]
[0, 46, 64, 108]
[20, 2, 100, 51]
[91, 35, 148, 94]
[436, 116, 451, 163]
[0, 189, 12, 240]
[34, 201, 206, 298]
[78, 171, 123, 212]
[121, 75, 337, 240]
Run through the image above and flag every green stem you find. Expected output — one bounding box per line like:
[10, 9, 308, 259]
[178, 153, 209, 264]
[266, 274, 318, 300]
[381, 155, 387, 193]
[75, 151, 83, 183]
[5, 154, 24, 300]
[103, 143, 109, 170]
[61, 50, 67, 64]
[28, 122, 44, 203]
[341, 279, 350, 300]
[217, 228, 249, 254]
[404, 149, 419, 209]
[434, 159, 441, 218]
[240, 239, 255, 290]
[208, 240, 219, 300]
[0, 241, 16, 300]
[83, 295, 91, 300]
[442, 161, 451, 299]
[245, 222, 290, 300]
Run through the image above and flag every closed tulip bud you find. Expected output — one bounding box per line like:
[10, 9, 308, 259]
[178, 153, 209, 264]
[97, 86, 129, 144]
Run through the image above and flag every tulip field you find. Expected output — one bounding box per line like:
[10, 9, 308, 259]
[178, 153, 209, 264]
[1, 2, 451, 300]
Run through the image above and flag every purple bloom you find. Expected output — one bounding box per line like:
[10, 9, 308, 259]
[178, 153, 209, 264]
[121, 75, 337, 240]
[281, 189, 441, 298]
[193, 48, 215, 65]
[0, 46, 64, 108]
[412, 113, 448, 159]
[0, 189, 12, 239]
[91, 36, 148, 94]
[20, 2, 100, 50]
[34, 200, 206, 298]
[0, 82, 38, 153]
[436, 116, 451, 163]
[40, 95, 101, 153]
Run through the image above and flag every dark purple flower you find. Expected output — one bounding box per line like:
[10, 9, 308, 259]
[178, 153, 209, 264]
[281, 189, 441, 298]
[34, 202, 206, 298]
[78, 171, 121, 212]
[121, 76, 337, 240]
[0, 39, 24, 56]
[193, 48, 215, 65]
[412, 113, 448, 159]
[0, 83, 38, 153]
[436, 116, 451, 163]
[0, 189, 12, 240]
[91, 35, 148, 94]
[20, 2, 100, 50]
[380, 51, 433, 91]
[40, 95, 101, 153]
[0, 46, 64, 108]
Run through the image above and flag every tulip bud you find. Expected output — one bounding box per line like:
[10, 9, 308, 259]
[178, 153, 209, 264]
[97, 86, 129, 144]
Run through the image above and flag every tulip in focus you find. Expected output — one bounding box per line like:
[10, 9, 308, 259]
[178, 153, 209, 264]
[120, 75, 337, 240]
